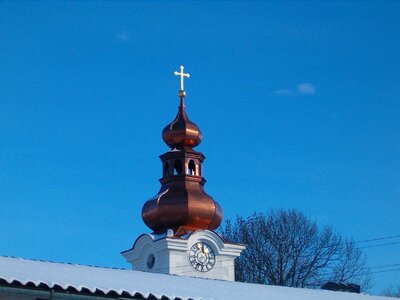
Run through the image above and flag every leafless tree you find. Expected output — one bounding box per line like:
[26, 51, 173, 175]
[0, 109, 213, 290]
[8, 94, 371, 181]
[383, 286, 400, 298]
[220, 210, 371, 290]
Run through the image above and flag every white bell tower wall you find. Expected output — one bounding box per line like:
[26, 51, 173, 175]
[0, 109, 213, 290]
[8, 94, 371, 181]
[122, 230, 245, 281]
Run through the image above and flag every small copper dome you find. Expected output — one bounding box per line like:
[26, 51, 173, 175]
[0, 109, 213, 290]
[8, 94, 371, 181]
[162, 97, 202, 149]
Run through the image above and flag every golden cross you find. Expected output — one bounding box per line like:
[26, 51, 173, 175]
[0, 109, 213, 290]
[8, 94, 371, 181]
[174, 65, 190, 91]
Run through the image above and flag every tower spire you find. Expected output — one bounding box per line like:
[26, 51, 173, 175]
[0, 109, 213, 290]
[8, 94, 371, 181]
[141, 66, 222, 236]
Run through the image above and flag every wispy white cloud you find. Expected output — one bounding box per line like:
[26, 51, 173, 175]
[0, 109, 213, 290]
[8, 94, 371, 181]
[115, 31, 130, 42]
[273, 83, 316, 96]
[273, 89, 293, 96]
[297, 83, 316, 95]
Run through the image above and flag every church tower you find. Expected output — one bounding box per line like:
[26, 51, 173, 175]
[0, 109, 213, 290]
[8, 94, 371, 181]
[122, 66, 245, 281]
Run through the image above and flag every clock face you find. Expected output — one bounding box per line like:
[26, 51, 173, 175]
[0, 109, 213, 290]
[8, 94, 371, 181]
[189, 242, 216, 272]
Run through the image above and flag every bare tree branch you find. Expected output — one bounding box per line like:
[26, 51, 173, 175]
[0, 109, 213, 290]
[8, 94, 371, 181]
[220, 209, 371, 291]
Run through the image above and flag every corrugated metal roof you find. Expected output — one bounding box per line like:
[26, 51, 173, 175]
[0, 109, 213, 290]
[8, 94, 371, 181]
[0, 256, 389, 300]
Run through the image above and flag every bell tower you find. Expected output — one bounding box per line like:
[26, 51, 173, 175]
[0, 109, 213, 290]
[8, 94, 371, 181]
[122, 66, 245, 281]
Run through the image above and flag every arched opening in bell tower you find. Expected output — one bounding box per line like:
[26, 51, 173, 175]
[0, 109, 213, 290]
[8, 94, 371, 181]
[173, 159, 183, 175]
[188, 160, 196, 175]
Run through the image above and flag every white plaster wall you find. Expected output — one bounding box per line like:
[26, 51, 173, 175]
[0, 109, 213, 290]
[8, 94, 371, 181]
[122, 230, 245, 281]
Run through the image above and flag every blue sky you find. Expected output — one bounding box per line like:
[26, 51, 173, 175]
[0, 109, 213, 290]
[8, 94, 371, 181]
[0, 1, 399, 294]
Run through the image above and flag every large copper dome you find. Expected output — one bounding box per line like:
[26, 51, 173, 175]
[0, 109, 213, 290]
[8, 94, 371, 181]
[142, 177, 223, 234]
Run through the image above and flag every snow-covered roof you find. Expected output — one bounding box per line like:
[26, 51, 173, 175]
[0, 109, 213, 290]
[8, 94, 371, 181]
[0, 256, 388, 300]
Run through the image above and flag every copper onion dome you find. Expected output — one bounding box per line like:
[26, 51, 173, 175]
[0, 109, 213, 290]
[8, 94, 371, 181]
[162, 95, 202, 149]
[141, 66, 222, 236]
